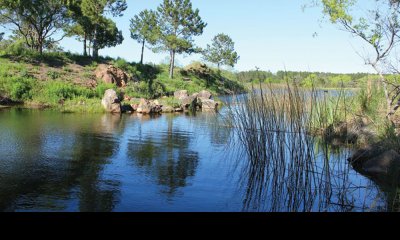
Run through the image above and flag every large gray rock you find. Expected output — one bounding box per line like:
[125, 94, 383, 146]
[201, 99, 218, 111]
[181, 95, 197, 109]
[101, 89, 121, 113]
[137, 99, 162, 114]
[362, 150, 400, 175]
[174, 90, 189, 100]
[198, 90, 212, 100]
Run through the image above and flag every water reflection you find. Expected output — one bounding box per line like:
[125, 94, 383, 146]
[127, 114, 199, 197]
[0, 109, 122, 211]
[0, 105, 398, 212]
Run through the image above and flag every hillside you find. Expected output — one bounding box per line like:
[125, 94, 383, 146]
[0, 52, 245, 113]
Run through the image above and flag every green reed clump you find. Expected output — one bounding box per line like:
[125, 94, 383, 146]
[224, 82, 371, 212]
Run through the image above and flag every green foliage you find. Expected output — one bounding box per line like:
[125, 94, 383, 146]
[70, 0, 127, 57]
[47, 70, 61, 80]
[162, 97, 181, 108]
[130, 9, 159, 64]
[0, 0, 71, 54]
[155, 0, 207, 78]
[202, 33, 239, 69]
[9, 78, 34, 100]
[95, 82, 116, 98]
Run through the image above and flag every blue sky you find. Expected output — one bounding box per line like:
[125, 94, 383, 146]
[57, 0, 373, 73]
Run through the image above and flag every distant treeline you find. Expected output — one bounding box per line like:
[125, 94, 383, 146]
[234, 70, 399, 88]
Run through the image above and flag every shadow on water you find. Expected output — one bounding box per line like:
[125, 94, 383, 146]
[225, 85, 398, 212]
[0, 109, 123, 211]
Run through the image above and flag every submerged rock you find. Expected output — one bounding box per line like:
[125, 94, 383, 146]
[101, 89, 121, 113]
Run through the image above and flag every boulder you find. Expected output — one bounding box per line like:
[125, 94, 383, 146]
[348, 146, 383, 168]
[181, 95, 197, 109]
[198, 90, 212, 100]
[192, 93, 199, 99]
[137, 99, 152, 114]
[182, 62, 212, 78]
[95, 64, 130, 87]
[131, 104, 139, 112]
[174, 90, 189, 100]
[137, 99, 162, 114]
[162, 106, 175, 113]
[101, 89, 121, 113]
[201, 99, 219, 111]
[362, 150, 400, 175]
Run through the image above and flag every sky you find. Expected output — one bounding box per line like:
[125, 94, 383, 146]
[58, 0, 374, 73]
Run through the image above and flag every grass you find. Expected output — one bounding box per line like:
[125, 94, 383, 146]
[0, 46, 245, 112]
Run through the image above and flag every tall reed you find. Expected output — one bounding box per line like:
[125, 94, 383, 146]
[225, 82, 380, 212]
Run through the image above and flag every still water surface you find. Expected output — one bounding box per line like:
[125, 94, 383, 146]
[0, 104, 394, 212]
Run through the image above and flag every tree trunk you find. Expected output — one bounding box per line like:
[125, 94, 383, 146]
[140, 40, 145, 65]
[38, 38, 43, 55]
[83, 33, 87, 57]
[92, 26, 99, 58]
[169, 50, 175, 79]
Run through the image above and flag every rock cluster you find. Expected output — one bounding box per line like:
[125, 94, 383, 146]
[101, 88, 220, 115]
[172, 89, 219, 111]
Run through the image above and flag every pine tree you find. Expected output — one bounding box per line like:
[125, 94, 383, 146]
[130, 10, 159, 64]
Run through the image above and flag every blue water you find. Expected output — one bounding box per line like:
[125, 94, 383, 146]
[0, 106, 391, 212]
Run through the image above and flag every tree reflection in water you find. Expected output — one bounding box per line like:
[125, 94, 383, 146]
[0, 110, 122, 211]
[127, 113, 199, 198]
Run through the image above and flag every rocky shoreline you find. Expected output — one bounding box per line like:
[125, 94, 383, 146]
[101, 89, 220, 115]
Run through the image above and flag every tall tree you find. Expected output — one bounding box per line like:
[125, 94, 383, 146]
[318, 0, 400, 118]
[202, 33, 239, 70]
[0, 0, 71, 55]
[65, 0, 93, 56]
[80, 0, 127, 58]
[155, 0, 207, 79]
[0, 32, 4, 41]
[130, 10, 159, 64]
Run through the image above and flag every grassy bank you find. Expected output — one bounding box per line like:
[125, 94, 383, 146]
[0, 50, 245, 113]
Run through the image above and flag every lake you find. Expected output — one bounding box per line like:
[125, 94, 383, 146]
[0, 102, 395, 212]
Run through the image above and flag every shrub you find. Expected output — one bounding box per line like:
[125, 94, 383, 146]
[95, 82, 116, 98]
[9, 78, 34, 100]
[47, 70, 61, 80]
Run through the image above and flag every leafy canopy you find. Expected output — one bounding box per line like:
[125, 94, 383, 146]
[155, 0, 207, 54]
[130, 9, 159, 46]
[202, 33, 239, 68]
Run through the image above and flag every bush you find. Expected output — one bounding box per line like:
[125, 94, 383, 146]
[47, 70, 61, 80]
[9, 78, 34, 100]
[95, 82, 116, 98]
